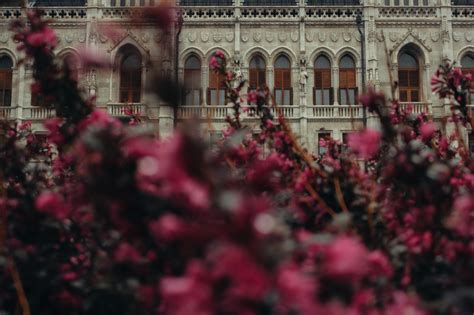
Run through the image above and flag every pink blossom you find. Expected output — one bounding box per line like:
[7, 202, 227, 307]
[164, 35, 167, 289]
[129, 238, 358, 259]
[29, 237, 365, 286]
[322, 236, 368, 282]
[420, 122, 437, 142]
[347, 129, 381, 159]
[148, 214, 185, 242]
[26, 27, 57, 48]
[35, 191, 69, 220]
[114, 242, 142, 264]
[367, 251, 393, 279]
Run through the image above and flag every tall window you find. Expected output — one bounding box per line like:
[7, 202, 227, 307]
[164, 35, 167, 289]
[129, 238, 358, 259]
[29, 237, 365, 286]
[120, 50, 142, 103]
[0, 55, 13, 107]
[274, 55, 292, 105]
[184, 55, 202, 105]
[62, 54, 80, 82]
[249, 55, 266, 92]
[314, 55, 332, 105]
[398, 52, 420, 102]
[208, 56, 226, 106]
[339, 55, 357, 105]
[461, 53, 474, 104]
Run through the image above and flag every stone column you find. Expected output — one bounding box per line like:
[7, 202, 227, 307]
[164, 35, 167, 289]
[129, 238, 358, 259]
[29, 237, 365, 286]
[332, 66, 339, 105]
[202, 66, 209, 106]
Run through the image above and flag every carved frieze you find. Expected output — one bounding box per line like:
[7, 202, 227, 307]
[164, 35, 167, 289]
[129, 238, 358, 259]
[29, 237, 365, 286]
[430, 32, 440, 42]
[254, 32, 262, 43]
[225, 32, 234, 42]
[187, 32, 197, 43]
[278, 32, 287, 43]
[318, 32, 326, 42]
[213, 33, 222, 43]
[330, 32, 338, 42]
[343, 32, 351, 42]
[201, 32, 209, 42]
[290, 31, 299, 42]
[241, 32, 249, 42]
[453, 32, 461, 42]
[306, 32, 314, 42]
[266, 32, 274, 42]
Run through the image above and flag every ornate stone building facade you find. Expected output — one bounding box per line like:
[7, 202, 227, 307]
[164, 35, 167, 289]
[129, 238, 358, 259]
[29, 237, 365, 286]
[0, 0, 473, 154]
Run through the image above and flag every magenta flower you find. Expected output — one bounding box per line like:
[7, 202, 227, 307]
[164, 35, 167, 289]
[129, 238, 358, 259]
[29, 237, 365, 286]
[26, 27, 57, 48]
[35, 191, 69, 220]
[347, 129, 381, 159]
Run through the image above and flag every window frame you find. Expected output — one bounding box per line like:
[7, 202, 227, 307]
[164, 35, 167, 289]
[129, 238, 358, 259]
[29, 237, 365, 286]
[274, 55, 292, 106]
[398, 52, 421, 103]
[314, 55, 333, 106]
[119, 51, 142, 104]
[0, 55, 13, 107]
[184, 55, 202, 106]
[338, 55, 357, 105]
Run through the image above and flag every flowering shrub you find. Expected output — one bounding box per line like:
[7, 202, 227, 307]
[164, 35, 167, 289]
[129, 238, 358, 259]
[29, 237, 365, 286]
[0, 8, 473, 315]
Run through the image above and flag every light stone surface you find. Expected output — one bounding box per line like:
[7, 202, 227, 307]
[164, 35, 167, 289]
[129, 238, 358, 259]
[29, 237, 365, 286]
[0, 0, 472, 154]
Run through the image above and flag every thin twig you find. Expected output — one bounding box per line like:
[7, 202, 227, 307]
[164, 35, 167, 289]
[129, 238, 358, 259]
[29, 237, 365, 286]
[334, 177, 349, 213]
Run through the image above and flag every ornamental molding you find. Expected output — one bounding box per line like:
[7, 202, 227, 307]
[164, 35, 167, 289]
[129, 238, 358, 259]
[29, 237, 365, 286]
[254, 32, 262, 43]
[266, 32, 274, 42]
[306, 32, 314, 42]
[278, 32, 287, 43]
[430, 31, 440, 42]
[290, 31, 299, 42]
[187, 32, 197, 43]
[241, 32, 250, 42]
[201, 32, 209, 42]
[107, 30, 150, 55]
[453, 31, 462, 42]
[226, 32, 234, 42]
[390, 28, 432, 55]
[213, 33, 223, 43]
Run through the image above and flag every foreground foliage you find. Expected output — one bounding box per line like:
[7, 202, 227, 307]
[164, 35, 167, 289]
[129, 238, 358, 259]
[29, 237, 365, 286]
[0, 9, 473, 315]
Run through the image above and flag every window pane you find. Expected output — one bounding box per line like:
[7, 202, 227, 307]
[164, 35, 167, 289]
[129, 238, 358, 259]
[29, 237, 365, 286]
[315, 55, 331, 69]
[275, 55, 290, 69]
[323, 89, 330, 105]
[0, 56, 13, 69]
[185, 92, 192, 105]
[339, 55, 355, 69]
[400, 90, 408, 102]
[315, 89, 322, 105]
[340, 89, 347, 104]
[348, 89, 356, 105]
[219, 90, 225, 105]
[210, 90, 217, 105]
[411, 90, 419, 102]
[284, 90, 290, 105]
[185, 55, 201, 69]
[250, 55, 265, 70]
[399, 53, 418, 68]
[275, 89, 282, 105]
[193, 90, 200, 105]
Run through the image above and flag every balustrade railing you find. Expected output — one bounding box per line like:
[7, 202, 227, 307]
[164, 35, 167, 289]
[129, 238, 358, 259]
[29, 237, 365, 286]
[23, 107, 56, 120]
[451, 6, 474, 18]
[377, 6, 438, 18]
[107, 103, 147, 117]
[399, 102, 431, 114]
[0, 106, 16, 120]
[305, 6, 362, 20]
[309, 105, 364, 119]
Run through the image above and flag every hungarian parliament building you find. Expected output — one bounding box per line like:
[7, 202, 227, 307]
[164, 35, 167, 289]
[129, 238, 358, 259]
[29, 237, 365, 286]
[0, 0, 473, 155]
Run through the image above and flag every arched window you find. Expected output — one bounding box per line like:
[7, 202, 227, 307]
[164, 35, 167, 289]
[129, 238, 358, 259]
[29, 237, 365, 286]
[249, 55, 266, 91]
[184, 55, 202, 106]
[461, 53, 474, 104]
[274, 55, 292, 105]
[339, 54, 357, 105]
[0, 55, 13, 107]
[398, 52, 420, 102]
[208, 54, 226, 106]
[62, 54, 80, 82]
[119, 50, 142, 103]
[314, 55, 332, 105]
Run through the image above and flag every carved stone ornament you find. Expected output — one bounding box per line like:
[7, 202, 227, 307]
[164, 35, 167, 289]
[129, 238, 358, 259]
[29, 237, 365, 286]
[430, 32, 440, 42]
[201, 32, 209, 42]
[100, 34, 108, 43]
[266, 32, 274, 42]
[465, 32, 473, 42]
[389, 32, 398, 42]
[278, 32, 287, 43]
[306, 32, 314, 42]
[453, 32, 461, 42]
[330, 32, 338, 42]
[0, 34, 8, 43]
[77, 33, 86, 43]
[318, 32, 327, 42]
[290, 31, 299, 42]
[254, 32, 262, 43]
[141, 34, 150, 44]
[343, 32, 351, 42]
[64, 34, 73, 43]
[213, 33, 222, 43]
[241, 32, 250, 42]
[226, 32, 234, 42]
[376, 31, 384, 42]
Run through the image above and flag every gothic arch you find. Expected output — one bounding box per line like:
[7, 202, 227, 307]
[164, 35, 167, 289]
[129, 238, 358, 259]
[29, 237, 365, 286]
[309, 47, 336, 68]
[335, 47, 361, 68]
[391, 41, 430, 67]
[270, 47, 298, 68]
[243, 46, 271, 67]
[111, 37, 149, 71]
[180, 47, 205, 68]
[0, 48, 17, 69]
[456, 46, 474, 66]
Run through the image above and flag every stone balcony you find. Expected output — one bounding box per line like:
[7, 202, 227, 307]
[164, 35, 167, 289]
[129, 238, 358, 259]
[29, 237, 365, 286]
[23, 106, 56, 120]
[106, 103, 147, 118]
[0, 106, 17, 120]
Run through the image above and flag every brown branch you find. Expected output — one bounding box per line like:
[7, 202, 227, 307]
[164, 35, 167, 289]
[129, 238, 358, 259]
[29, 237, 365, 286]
[9, 257, 31, 315]
[334, 177, 349, 213]
[305, 183, 336, 218]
